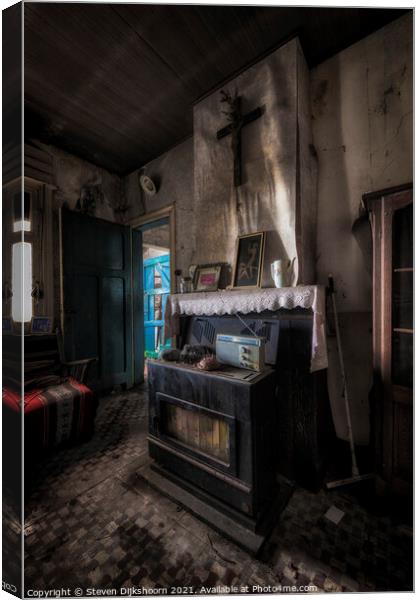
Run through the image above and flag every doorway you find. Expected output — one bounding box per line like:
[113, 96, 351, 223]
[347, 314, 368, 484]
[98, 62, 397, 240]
[141, 218, 171, 360]
[131, 205, 176, 382]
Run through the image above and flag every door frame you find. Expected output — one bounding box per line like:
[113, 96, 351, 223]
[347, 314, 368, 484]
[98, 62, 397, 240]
[59, 205, 176, 387]
[129, 204, 176, 294]
[129, 204, 176, 382]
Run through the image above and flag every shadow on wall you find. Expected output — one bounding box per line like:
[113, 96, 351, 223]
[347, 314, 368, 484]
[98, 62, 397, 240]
[313, 59, 372, 447]
[194, 44, 300, 269]
[236, 56, 297, 285]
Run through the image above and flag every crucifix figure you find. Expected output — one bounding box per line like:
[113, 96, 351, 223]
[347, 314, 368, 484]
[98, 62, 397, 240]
[216, 89, 263, 187]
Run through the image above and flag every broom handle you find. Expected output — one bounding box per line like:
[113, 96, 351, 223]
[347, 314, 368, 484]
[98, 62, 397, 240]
[328, 275, 360, 477]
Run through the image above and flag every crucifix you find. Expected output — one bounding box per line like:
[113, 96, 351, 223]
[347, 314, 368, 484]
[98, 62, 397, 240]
[216, 89, 263, 187]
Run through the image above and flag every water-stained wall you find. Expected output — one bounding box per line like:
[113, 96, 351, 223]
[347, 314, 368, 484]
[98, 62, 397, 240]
[44, 143, 122, 222]
[124, 137, 195, 278]
[312, 13, 412, 314]
[125, 38, 317, 288]
[193, 38, 316, 287]
[23, 141, 123, 324]
[123, 14, 412, 446]
[311, 13, 412, 444]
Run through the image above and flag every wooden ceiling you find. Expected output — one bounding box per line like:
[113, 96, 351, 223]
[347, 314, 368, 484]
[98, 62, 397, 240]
[24, 4, 408, 175]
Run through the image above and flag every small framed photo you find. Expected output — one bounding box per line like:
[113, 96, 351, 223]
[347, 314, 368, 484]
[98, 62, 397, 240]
[2, 316, 13, 333]
[232, 231, 266, 288]
[194, 264, 222, 292]
[30, 316, 54, 334]
[188, 264, 198, 282]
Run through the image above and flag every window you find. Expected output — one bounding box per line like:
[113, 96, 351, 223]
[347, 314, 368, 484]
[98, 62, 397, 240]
[11, 242, 33, 322]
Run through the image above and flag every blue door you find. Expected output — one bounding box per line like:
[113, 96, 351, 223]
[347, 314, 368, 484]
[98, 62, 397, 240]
[143, 255, 171, 358]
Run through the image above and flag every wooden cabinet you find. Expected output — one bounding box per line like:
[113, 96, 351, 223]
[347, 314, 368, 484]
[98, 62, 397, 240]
[364, 184, 413, 495]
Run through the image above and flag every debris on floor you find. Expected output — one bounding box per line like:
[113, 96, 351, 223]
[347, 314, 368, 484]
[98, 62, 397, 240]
[2, 386, 410, 594]
[324, 505, 345, 525]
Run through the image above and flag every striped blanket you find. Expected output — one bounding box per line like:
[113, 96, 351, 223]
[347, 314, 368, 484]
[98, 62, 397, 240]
[3, 378, 97, 453]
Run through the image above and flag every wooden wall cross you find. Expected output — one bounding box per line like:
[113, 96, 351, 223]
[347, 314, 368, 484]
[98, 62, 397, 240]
[216, 90, 263, 187]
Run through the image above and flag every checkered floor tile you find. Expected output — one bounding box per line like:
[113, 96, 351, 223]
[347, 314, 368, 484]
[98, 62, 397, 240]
[3, 386, 412, 594]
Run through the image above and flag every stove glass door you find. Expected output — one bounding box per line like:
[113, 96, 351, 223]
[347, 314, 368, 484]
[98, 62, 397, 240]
[157, 392, 236, 474]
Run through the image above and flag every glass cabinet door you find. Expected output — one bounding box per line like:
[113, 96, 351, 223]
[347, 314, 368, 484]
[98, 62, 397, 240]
[365, 184, 413, 495]
[392, 203, 413, 388]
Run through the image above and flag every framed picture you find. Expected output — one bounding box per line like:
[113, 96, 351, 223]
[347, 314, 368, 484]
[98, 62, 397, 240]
[194, 264, 222, 292]
[30, 316, 54, 334]
[188, 264, 198, 282]
[232, 231, 266, 288]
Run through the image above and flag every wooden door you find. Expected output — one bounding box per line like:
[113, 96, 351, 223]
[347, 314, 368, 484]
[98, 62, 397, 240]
[365, 185, 413, 495]
[62, 209, 134, 391]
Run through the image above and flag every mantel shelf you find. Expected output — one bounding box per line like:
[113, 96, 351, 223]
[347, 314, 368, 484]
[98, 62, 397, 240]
[164, 285, 327, 372]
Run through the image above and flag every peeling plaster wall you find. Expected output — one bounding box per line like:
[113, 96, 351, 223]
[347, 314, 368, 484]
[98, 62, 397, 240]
[125, 39, 317, 288]
[122, 16, 412, 447]
[311, 13, 412, 313]
[297, 43, 318, 287]
[31, 141, 122, 322]
[193, 37, 316, 287]
[39, 142, 121, 222]
[311, 13, 413, 444]
[125, 137, 195, 277]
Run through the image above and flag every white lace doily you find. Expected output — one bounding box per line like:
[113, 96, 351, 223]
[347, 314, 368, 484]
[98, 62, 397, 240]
[164, 286, 327, 372]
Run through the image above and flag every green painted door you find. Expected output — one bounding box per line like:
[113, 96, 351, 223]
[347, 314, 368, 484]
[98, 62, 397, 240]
[62, 209, 134, 391]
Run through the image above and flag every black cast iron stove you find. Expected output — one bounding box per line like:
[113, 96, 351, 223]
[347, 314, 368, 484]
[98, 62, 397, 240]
[145, 312, 293, 554]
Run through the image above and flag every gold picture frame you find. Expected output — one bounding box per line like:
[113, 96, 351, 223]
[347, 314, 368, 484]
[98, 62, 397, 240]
[232, 231, 266, 288]
[194, 263, 222, 292]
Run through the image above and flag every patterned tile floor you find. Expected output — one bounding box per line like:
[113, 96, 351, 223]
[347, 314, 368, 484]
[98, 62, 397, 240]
[8, 386, 412, 594]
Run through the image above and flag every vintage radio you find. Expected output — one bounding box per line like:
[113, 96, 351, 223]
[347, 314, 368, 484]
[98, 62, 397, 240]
[215, 333, 265, 371]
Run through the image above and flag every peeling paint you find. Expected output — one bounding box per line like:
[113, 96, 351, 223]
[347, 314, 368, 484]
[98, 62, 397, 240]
[312, 79, 329, 117]
[311, 13, 412, 445]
